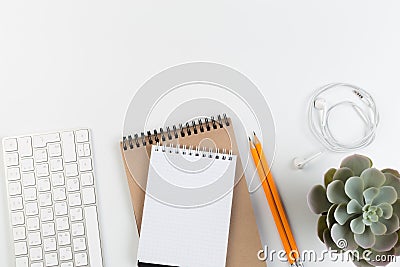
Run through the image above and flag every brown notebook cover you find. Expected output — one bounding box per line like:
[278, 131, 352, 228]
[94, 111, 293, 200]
[120, 116, 265, 267]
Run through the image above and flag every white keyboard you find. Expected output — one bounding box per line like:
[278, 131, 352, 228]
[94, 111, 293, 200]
[2, 129, 104, 267]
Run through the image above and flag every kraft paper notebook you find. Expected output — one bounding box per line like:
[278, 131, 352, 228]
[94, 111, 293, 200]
[120, 114, 265, 267]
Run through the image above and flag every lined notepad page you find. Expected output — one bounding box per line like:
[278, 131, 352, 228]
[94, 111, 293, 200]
[137, 145, 237, 267]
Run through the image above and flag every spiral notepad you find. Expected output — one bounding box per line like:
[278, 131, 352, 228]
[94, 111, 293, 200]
[137, 145, 237, 267]
[120, 114, 265, 267]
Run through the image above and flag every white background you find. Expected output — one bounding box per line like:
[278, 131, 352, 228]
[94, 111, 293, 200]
[1, 1, 400, 267]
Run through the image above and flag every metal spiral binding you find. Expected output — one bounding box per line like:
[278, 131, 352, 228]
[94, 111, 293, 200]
[123, 113, 230, 150]
[153, 143, 233, 160]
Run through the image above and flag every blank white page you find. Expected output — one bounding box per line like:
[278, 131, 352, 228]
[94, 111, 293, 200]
[137, 145, 237, 267]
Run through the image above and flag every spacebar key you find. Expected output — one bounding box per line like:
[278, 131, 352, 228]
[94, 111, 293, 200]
[85, 206, 104, 267]
[61, 131, 76, 162]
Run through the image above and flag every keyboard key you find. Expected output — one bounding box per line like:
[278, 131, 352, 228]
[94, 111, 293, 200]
[11, 211, 25, 226]
[73, 237, 87, 252]
[33, 135, 47, 148]
[35, 164, 49, 177]
[24, 187, 37, 201]
[7, 167, 21, 181]
[85, 206, 103, 266]
[54, 202, 68, 216]
[5, 152, 19, 166]
[22, 172, 35, 186]
[28, 232, 42, 246]
[53, 187, 66, 201]
[4, 138, 18, 152]
[82, 187, 96, 205]
[9, 181, 22, 196]
[51, 173, 64, 186]
[13, 226, 26, 240]
[10, 196, 23, 211]
[45, 133, 60, 143]
[61, 132, 76, 163]
[25, 202, 39, 216]
[68, 193, 81, 207]
[81, 172, 94, 186]
[47, 143, 61, 157]
[78, 158, 92, 172]
[49, 158, 63, 172]
[65, 163, 78, 177]
[66, 178, 79, 192]
[14, 241, 28, 256]
[26, 217, 40, 231]
[75, 130, 89, 143]
[39, 193, 52, 207]
[31, 263, 44, 267]
[74, 252, 88, 266]
[40, 208, 54, 222]
[59, 246, 72, 261]
[77, 144, 85, 157]
[15, 257, 28, 267]
[61, 262, 73, 267]
[42, 222, 55, 237]
[72, 222, 85, 236]
[34, 149, 48, 163]
[43, 237, 56, 252]
[70, 207, 83, 222]
[83, 143, 91, 156]
[58, 232, 71, 246]
[18, 137, 32, 157]
[56, 217, 69, 231]
[30, 247, 43, 261]
[37, 179, 51, 192]
[20, 158, 34, 172]
[44, 252, 58, 266]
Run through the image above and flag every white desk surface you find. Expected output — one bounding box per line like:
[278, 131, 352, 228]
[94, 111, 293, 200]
[1, 1, 400, 267]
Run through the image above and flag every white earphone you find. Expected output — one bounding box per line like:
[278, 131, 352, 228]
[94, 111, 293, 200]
[293, 83, 379, 169]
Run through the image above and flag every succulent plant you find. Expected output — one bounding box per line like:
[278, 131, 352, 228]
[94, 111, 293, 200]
[308, 154, 400, 266]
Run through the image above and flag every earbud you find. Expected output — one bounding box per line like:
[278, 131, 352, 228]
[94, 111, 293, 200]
[293, 151, 324, 169]
[314, 98, 327, 126]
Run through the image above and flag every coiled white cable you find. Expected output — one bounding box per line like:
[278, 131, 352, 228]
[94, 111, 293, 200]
[309, 83, 379, 152]
[294, 83, 379, 169]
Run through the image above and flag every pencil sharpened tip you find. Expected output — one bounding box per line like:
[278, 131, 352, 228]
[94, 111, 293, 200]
[248, 136, 251, 141]
[253, 131, 256, 136]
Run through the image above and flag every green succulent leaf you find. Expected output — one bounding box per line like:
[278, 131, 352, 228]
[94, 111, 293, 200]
[334, 203, 353, 225]
[383, 173, 400, 196]
[331, 223, 358, 250]
[372, 232, 399, 252]
[323, 229, 341, 251]
[324, 168, 336, 187]
[327, 180, 350, 204]
[333, 167, 354, 183]
[381, 168, 400, 178]
[308, 185, 331, 214]
[354, 227, 376, 249]
[347, 199, 363, 214]
[318, 215, 328, 243]
[340, 154, 373, 176]
[370, 221, 387, 235]
[360, 168, 386, 190]
[379, 214, 400, 234]
[353, 259, 374, 267]
[393, 200, 400, 218]
[377, 203, 393, 220]
[327, 204, 338, 228]
[350, 216, 366, 234]
[345, 176, 365, 205]
[363, 187, 380, 205]
[371, 186, 397, 205]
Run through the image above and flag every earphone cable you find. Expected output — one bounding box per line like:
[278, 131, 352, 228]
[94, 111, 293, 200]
[308, 83, 380, 153]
